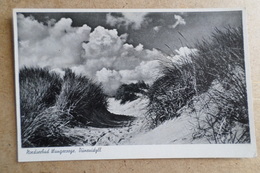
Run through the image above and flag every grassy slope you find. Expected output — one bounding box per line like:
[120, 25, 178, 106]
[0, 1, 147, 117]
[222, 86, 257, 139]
[20, 68, 135, 147]
[146, 27, 250, 144]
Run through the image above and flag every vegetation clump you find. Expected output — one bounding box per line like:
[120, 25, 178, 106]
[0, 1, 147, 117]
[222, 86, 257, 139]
[20, 68, 135, 147]
[115, 81, 149, 104]
[147, 63, 196, 127]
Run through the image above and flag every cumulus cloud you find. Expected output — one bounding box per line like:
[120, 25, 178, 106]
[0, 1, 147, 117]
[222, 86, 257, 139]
[175, 46, 197, 56]
[106, 12, 149, 30]
[96, 68, 122, 95]
[18, 14, 165, 95]
[17, 14, 49, 42]
[18, 14, 91, 68]
[166, 46, 198, 64]
[79, 26, 165, 75]
[119, 60, 161, 85]
[95, 60, 161, 96]
[82, 26, 126, 61]
[169, 15, 186, 29]
[78, 26, 165, 95]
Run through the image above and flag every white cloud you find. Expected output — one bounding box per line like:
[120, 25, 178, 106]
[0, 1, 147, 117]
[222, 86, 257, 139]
[96, 68, 122, 95]
[166, 47, 198, 64]
[80, 26, 165, 72]
[106, 12, 149, 30]
[50, 68, 65, 78]
[122, 12, 149, 30]
[18, 15, 166, 95]
[49, 18, 73, 37]
[119, 60, 161, 85]
[135, 44, 144, 51]
[169, 15, 186, 29]
[79, 26, 165, 95]
[73, 26, 165, 95]
[94, 60, 162, 96]
[82, 26, 125, 60]
[18, 14, 91, 69]
[175, 46, 197, 56]
[17, 14, 49, 42]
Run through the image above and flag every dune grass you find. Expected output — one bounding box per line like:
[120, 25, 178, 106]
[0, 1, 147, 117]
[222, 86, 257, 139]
[147, 26, 250, 143]
[147, 62, 196, 127]
[55, 69, 109, 127]
[20, 68, 134, 147]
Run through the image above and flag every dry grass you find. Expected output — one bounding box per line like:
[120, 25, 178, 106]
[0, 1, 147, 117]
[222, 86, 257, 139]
[146, 27, 250, 143]
[20, 68, 134, 147]
[147, 62, 196, 127]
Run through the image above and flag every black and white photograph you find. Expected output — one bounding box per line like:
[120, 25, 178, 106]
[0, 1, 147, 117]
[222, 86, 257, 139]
[13, 9, 256, 162]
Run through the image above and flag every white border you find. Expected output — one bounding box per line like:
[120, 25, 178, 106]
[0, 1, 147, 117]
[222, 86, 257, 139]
[13, 8, 257, 162]
[242, 7, 257, 157]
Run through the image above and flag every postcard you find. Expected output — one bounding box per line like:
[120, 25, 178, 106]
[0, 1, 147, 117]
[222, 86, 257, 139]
[13, 8, 256, 162]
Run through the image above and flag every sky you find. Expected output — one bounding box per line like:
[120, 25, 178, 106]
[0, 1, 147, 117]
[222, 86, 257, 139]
[17, 10, 243, 95]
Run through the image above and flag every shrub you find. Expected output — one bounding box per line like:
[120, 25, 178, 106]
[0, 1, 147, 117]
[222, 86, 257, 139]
[22, 107, 79, 147]
[19, 67, 62, 119]
[147, 62, 196, 127]
[115, 81, 149, 104]
[55, 69, 109, 127]
[19, 67, 63, 146]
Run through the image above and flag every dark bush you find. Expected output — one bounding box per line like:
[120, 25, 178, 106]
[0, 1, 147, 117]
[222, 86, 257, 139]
[19, 67, 62, 144]
[147, 62, 196, 127]
[55, 69, 109, 127]
[115, 81, 149, 104]
[19, 67, 62, 118]
[22, 107, 78, 147]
